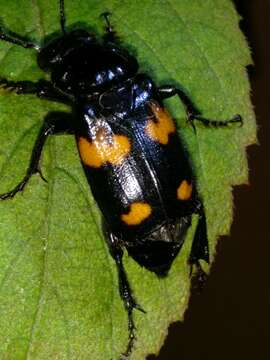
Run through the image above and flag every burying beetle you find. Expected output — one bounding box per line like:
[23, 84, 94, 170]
[0, 0, 242, 357]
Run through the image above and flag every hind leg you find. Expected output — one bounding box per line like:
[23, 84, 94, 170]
[103, 225, 145, 358]
[185, 199, 210, 291]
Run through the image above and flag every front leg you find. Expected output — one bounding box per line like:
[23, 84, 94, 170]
[0, 111, 74, 200]
[0, 78, 71, 104]
[158, 85, 242, 129]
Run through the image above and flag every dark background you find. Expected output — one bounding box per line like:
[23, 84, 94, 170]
[149, 1, 270, 359]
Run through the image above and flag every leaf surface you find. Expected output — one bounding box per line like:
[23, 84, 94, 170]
[0, 1, 255, 359]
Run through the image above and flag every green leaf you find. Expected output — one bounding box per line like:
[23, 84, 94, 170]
[0, 1, 256, 359]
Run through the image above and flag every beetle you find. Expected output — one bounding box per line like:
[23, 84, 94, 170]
[0, 0, 242, 357]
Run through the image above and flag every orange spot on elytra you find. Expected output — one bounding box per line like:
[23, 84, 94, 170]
[121, 202, 152, 226]
[177, 180, 193, 200]
[145, 102, 176, 144]
[78, 132, 131, 168]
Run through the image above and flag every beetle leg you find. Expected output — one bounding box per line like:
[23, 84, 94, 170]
[188, 113, 243, 128]
[158, 85, 243, 130]
[0, 78, 72, 104]
[175, 196, 209, 268]
[158, 85, 199, 115]
[189, 202, 209, 265]
[0, 27, 39, 50]
[0, 112, 74, 200]
[104, 227, 145, 358]
[188, 200, 209, 289]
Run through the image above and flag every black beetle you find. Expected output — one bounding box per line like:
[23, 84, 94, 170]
[0, 1, 242, 357]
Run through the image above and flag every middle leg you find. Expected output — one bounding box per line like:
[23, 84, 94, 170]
[0, 111, 74, 200]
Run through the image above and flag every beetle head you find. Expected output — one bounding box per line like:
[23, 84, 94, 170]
[37, 29, 94, 71]
[38, 29, 139, 95]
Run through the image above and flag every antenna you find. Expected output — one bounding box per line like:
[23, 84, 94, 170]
[100, 12, 118, 43]
[60, 0, 66, 34]
[101, 12, 113, 33]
